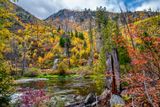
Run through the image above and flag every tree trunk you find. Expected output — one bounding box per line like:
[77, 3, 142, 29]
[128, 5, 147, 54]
[105, 48, 121, 94]
[64, 36, 70, 68]
[88, 17, 94, 67]
[112, 48, 120, 93]
[105, 52, 113, 90]
[22, 42, 27, 76]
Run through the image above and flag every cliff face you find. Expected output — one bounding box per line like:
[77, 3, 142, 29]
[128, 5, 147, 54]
[45, 9, 96, 31]
[46, 9, 96, 22]
[46, 9, 158, 31]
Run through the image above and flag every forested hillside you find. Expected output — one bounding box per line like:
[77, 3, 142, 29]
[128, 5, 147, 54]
[0, 0, 160, 107]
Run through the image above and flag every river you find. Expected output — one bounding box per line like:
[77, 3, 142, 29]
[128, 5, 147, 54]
[11, 75, 105, 106]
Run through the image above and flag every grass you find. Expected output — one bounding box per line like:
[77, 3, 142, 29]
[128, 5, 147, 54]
[13, 66, 106, 80]
[37, 74, 80, 79]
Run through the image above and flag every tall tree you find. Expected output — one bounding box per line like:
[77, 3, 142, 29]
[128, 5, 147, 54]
[117, 1, 135, 49]
[0, 0, 14, 105]
[95, 6, 108, 53]
[88, 14, 94, 67]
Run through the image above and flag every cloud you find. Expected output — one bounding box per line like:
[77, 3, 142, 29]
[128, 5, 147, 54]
[135, 0, 160, 11]
[11, 0, 160, 19]
[11, 0, 124, 19]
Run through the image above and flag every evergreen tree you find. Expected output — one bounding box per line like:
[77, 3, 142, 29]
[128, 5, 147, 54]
[78, 32, 84, 40]
[75, 29, 78, 37]
[57, 26, 61, 32]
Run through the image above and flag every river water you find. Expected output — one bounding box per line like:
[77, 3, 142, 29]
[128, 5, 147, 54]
[11, 75, 105, 106]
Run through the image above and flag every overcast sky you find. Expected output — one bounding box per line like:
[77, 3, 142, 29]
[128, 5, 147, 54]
[11, 0, 160, 19]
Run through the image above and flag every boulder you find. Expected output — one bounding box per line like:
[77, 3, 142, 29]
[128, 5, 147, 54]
[110, 94, 125, 107]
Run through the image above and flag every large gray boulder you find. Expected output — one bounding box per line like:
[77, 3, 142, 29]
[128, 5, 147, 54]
[110, 94, 125, 107]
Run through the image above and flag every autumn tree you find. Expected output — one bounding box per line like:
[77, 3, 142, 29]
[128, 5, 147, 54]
[0, 0, 14, 106]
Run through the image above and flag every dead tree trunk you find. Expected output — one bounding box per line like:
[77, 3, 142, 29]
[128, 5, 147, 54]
[105, 48, 121, 94]
[22, 42, 27, 76]
[88, 17, 94, 67]
[106, 52, 113, 91]
[11, 37, 19, 72]
[112, 48, 120, 93]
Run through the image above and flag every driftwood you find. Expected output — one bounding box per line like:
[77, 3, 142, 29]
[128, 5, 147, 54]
[65, 93, 97, 107]
[65, 101, 84, 107]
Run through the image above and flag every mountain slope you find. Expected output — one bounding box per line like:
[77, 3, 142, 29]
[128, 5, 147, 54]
[134, 16, 160, 36]
[11, 2, 40, 24]
[45, 9, 116, 31]
[5, 1, 43, 31]
[46, 9, 159, 31]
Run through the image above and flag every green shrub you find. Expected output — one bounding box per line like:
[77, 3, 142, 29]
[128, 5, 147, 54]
[59, 36, 71, 48]
[57, 62, 68, 75]
[121, 81, 129, 88]
[24, 68, 39, 77]
[0, 96, 10, 107]
[94, 47, 106, 73]
[44, 60, 53, 68]
[0, 61, 13, 106]
[118, 46, 131, 65]
[59, 37, 65, 47]
[78, 32, 84, 40]
[75, 30, 78, 37]
[83, 41, 87, 49]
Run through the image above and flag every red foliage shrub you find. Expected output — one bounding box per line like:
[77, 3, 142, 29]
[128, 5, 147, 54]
[18, 88, 49, 107]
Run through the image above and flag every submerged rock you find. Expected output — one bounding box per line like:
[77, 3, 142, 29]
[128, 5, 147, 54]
[50, 96, 65, 107]
[10, 93, 23, 104]
[70, 82, 89, 88]
[51, 94, 83, 107]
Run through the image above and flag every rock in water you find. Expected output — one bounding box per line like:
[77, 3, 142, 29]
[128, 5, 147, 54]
[110, 94, 125, 107]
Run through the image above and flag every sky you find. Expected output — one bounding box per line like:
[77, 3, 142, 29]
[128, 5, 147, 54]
[11, 0, 160, 19]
